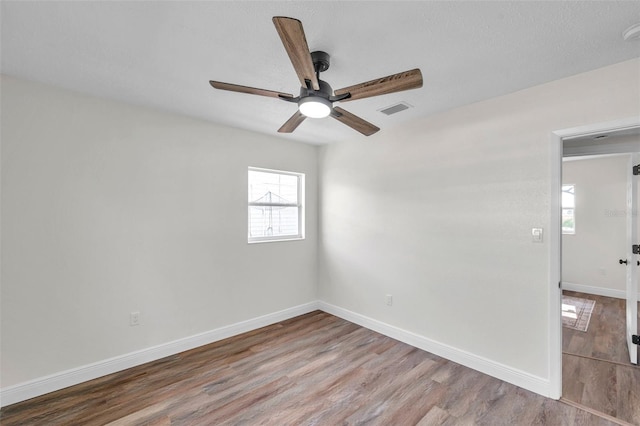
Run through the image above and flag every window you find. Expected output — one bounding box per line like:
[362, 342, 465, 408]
[248, 167, 304, 243]
[562, 184, 575, 234]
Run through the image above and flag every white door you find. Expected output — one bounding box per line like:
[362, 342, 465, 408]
[626, 153, 638, 364]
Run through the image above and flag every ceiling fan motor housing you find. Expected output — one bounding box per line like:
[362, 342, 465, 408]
[311, 51, 330, 73]
[299, 79, 333, 99]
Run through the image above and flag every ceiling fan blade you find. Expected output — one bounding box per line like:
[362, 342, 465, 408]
[272, 17, 320, 91]
[334, 68, 423, 102]
[331, 107, 380, 136]
[278, 110, 307, 133]
[209, 81, 294, 99]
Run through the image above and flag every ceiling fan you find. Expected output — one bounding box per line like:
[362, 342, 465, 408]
[209, 17, 423, 137]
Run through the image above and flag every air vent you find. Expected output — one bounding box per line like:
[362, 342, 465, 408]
[379, 102, 412, 116]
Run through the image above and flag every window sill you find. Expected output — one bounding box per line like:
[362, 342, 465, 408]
[248, 237, 305, 244]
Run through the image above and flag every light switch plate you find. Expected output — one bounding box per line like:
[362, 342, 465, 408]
[532, 228, 543, 243]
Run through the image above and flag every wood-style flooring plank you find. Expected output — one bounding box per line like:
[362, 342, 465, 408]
[616, 365, 640, 423]
[563, 352, 640, 425]
[562, 291, 640, 425]
[417, 406, 453, 425]
[2, 310, 618, 426]
[562, 290, 639, 364]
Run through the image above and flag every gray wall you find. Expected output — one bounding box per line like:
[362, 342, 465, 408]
[318, 59, 640, 381]
[1, 75, 318, 387]
[2, 57, 639, 398]
[563, 154, 640, 297]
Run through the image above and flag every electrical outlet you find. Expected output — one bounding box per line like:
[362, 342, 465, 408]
[130, 311, 140, 326]
[385, 294, 393, 306]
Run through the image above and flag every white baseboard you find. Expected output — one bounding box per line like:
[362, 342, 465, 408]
[2, 299, 555, 407]
[561, 282, 638, 300]
[317, 301, 552, 398]
[0, 301, 319, 408]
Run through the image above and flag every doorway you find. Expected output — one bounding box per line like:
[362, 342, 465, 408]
[550, 119, 640, 423]
[561, 153, 639, 421]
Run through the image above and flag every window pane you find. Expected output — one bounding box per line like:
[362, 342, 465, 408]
[562, 185, 575, 208]
[248, 168, 303, 242]
[562, 184, 575, 234]
[249, 206, 299, 238]
[562, 208, 575, 234]
[249, 170, 298, 205]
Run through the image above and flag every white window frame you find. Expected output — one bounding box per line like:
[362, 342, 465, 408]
[248, 167, 305, 243]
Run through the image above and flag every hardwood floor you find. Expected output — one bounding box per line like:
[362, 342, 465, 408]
[2, 311, 617, 425]
[562, 291, 640, 426]
[562, 290, 639, 364]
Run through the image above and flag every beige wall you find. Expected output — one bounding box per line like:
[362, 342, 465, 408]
[1, 76, 319, 387]
[563, 154, 640, 297]
[2, 58, 639, 399]
[318, 59, 640, 381]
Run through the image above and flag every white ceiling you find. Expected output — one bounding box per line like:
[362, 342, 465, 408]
[2, 1, 639, 145]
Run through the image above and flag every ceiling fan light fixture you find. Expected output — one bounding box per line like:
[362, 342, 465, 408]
[298, 96, 331, 118]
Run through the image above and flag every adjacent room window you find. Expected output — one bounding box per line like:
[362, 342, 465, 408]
[562, 184, 575, 234]
[248, 167, 304, 243]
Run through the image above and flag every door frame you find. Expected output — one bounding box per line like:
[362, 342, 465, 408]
[549, 116, 640, 399]
[625, 152, 638, 364]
